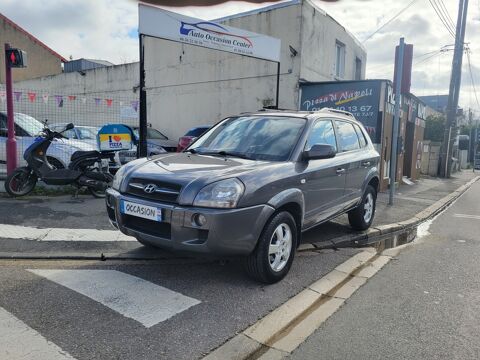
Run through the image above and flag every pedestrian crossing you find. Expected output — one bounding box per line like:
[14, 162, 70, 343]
[1, 268, 202, 360]
[28, 269, 201, 328]
[0, 306, 76, 360]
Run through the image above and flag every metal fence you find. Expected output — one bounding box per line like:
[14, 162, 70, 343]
[0, 86, 139, 175]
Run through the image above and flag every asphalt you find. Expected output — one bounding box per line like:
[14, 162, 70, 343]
[0, 247, 359, 360]
[288, 175, 480, 360]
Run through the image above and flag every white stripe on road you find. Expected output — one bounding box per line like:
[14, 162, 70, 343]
[0, 306, 76, 360]
[453, 213, 480, 220]
[0, 224, 135, 241]
[28, 269, 200, 328]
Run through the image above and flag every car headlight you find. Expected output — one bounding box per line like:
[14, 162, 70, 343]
[193, 178, 244, 208]
[148, 144, 167, 155]
[112, 165, 127, 190]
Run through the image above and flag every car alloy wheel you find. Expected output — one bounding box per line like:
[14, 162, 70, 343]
[268, 223, 292, 272]
[363, 193, 374, 223]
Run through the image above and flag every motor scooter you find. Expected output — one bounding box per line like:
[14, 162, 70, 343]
[4, 123, 114, 198]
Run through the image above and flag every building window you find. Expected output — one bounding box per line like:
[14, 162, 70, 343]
[355, 57, 362, 80]
[335, 40, 346, 79]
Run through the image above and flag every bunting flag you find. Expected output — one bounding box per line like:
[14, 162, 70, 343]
[14, 91, 22, 101]
[81, 97, 87, 104]
[0, 91, 5, 102]
[105, 99, 113, 107]
[94, 98, 101, 106]
[68, 95, 76, 101]
[42, 94, 49, 104]
[28, 92, 37, 103]
[55, 95, 63, 108]
[131, 100, 139, 112]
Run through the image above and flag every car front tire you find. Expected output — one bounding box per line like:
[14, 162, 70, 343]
[348, 185, 377, 230]
[244, 211, 297, 284]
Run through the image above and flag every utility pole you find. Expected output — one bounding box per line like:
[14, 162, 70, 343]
[440, 0, 469, 177]
[389, 37, 405, 205]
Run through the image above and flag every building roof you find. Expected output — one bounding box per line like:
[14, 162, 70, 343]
[213, 0, 301, 22]
[83, 59, 114, 66]
[0, 12, 67, 62]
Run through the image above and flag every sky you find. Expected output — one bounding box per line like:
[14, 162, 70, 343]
[1, 0, 479, 116]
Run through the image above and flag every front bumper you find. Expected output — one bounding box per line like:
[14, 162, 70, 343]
[106, 188, 275, 256]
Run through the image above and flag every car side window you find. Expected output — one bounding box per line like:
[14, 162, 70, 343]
[305, 120, 337, 151]
[353, 124, 368, 148]
[336, 121, 360, 152]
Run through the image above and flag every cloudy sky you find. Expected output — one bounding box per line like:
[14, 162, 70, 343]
[1, 0, 479, 115]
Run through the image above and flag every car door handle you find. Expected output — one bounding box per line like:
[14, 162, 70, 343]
[362, 161, 371, 167]
[336, 168, 346, 175]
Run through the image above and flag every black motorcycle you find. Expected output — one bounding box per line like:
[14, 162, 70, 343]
[4, 123, 114, 198]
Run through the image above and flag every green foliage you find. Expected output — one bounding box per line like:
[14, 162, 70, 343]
[424, 115, 446, 142]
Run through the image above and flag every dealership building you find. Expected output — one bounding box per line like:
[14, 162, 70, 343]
[12, 0, 367, 141]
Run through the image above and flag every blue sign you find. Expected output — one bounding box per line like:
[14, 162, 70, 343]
[97, 124, 135, 151]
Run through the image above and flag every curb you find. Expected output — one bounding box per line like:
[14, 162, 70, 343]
[303, 176, 479, 251]
[203, 249, 392, 360]
[202, 176, 479, 360]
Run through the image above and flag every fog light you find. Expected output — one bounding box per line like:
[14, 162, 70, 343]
[193, 213, 207, 227]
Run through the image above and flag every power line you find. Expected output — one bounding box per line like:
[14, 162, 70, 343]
[466, 49, 480, 110]
[436, 0, 456, 29]
[428, 0, 456, 38]
[362, 0, 419, 43]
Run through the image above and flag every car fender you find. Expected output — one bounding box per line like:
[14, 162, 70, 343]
[267, 188, 305, 227]
[362, 166, 380, 194]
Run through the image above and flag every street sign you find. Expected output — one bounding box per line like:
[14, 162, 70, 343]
[5, 48, 27, 68]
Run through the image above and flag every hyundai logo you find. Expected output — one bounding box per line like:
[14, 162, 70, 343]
[143, 184, 157, 194]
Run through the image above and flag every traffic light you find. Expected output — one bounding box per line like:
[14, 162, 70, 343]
[5, 48, 27, 68]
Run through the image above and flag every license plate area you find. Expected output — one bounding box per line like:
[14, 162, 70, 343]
[120, 200, 163, 222]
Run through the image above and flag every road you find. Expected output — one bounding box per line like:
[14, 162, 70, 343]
[0, 244, 359, 360]
[289, 178, 480, 360]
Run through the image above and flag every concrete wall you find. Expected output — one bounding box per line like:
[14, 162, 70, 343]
[299, 2, 366, 82]
[0, 16, 63, 83]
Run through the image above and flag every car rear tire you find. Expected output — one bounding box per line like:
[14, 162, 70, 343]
[348, 185, 377, 230]
[244, 211, 297, 284]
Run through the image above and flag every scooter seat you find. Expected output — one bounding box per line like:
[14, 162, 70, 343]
[71, 150, 100, 162]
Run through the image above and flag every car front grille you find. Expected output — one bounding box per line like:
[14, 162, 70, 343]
[126, 178, 181, 204]
[123, 215, 171, 239]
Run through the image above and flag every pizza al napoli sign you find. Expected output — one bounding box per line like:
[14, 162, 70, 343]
[138, 3, 281, 62]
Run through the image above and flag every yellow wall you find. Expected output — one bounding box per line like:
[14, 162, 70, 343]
[0, 17, 63, 83]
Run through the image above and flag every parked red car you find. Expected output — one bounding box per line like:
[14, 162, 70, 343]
[177, 126, 210, 152]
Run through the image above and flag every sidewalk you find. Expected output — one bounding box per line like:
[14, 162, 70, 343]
[0, 171, 477, 259]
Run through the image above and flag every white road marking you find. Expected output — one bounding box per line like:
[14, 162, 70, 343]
[453, 213, 480, 220]
[0, 306, 76, 360]
[28, 269, 200, 328]
[0, 224, 135, 241]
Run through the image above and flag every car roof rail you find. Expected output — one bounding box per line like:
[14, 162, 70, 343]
[318, 108, 355, 118]
[259, 106, 299, 112]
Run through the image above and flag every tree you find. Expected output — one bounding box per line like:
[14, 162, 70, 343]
[424, 114, 446, 142]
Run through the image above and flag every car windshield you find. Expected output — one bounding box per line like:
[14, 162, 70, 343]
[189, 116, 306, 161]
[134, 128, 168, 140]
[77, 126, 98, 140]
[14, 113, 44, 136]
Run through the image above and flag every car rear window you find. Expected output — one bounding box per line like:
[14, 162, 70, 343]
[336, 121, 360, 152]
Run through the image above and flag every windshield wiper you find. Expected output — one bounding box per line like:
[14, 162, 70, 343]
[197, 150, 254, 160]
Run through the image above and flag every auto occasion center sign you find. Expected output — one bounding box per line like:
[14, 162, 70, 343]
[139, 4, 281, 62]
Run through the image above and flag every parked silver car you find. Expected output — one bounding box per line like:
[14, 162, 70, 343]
[106, 109, 380, 283]
[0, 113, 96, 177]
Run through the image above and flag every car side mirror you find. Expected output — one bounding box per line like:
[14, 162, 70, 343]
[303, 144, 337, 160]
[65, 123, 74, 130]
[0, 128, 8, 137]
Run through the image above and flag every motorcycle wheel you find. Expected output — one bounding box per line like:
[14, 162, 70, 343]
[5, 167, 38, 197]
[88, 187, 107, 198]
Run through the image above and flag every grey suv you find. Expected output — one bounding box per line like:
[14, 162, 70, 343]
[106, 109, 380, 283]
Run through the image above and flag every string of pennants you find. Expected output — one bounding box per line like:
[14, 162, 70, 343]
[0, 90, 139, 112]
